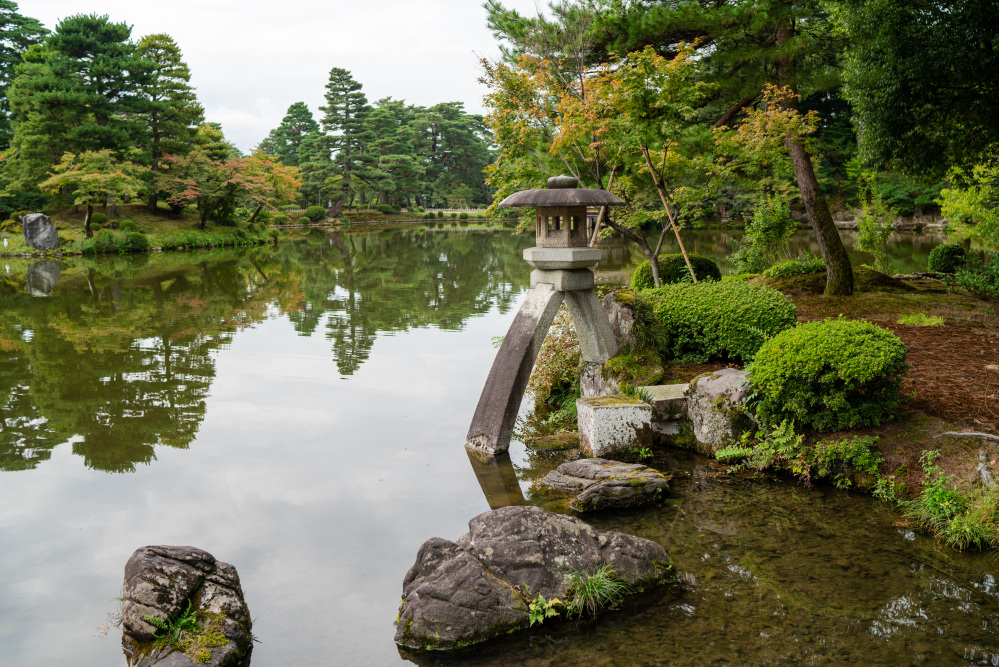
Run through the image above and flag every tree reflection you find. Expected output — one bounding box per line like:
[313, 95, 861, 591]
[0, 229, 531, 472]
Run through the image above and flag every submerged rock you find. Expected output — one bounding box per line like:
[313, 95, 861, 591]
[20, 213, 58, 250]
[121, 545, 252, 667]
[686, 368, 752, 453]
[542, 458, 670, 512]
[394, 506, 669, 651]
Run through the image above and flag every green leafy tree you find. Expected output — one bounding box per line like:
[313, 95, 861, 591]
[572, 0, 855, 295]
[0, 0, 47, 149]
[260, 101, 319, 167]
[40, 150, 149, 237]
[839, 0, 999, 177]
[136, 33, 204, 210]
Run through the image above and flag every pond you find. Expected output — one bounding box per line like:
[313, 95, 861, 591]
[0, 227, 995, 665]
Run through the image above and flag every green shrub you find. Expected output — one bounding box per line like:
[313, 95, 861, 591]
[953, 251, 999, 299]
[375, 204, 396, 214]
[459, 212, 469, 220]
[763, 257, 826, 278]
[0, 218, 18, 232]
[255, 210, 272, 224]
[118, 219, 138, 232]
[90, 223, 104, 232]
[120, 231, 150, 253]
[927, 243, 967, 274]
[631, 254, 721, 290]
[272, 213, 289, 225]
[731, 193, 797, 273]
[645, 280, 797, 363]
[903, 450, 998, 550]
[305, 205, 326, 222]
[749, 318, 907, 431]
[90, 212, 109, 226]
[437, 211, 444, 218]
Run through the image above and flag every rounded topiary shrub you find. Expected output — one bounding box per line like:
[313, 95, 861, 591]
[305, 205, 326, 222]
[459, 212, 469, 220]
[927, 243, 967, 274]
[645, 280, 797, 363]
[272, 213, 289, 225]
[749, 318, 907, 431]
[90, 212, 109, 226]
[631, 253, 721, 290]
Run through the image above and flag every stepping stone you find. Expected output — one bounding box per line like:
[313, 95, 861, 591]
[576, 395, 653, 457]
[542, 458, 670, 512]
[638, 383, 688, 419]
[638, 383, 688, 437]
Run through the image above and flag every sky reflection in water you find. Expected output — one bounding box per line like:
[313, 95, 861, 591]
[0, 228, 995, 665]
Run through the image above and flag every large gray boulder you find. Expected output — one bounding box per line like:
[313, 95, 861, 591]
[121, 546, 252, 667]
[542, 458, 670, 512]
[394, 506, 669, 651]
[20, 213, 58, 250]
[686, 368, 753, 453]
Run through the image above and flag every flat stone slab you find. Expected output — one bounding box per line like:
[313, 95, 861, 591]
[524, 246, 604, 270]
[542, 458, 670, 512]
[639, 384, 687, 420]
[577, 395, 653, 458]
[530, 268, 594, 291]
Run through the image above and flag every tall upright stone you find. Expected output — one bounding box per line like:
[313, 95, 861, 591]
[20, 213, 58, 251]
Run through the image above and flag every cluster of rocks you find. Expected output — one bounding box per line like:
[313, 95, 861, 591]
[394, 505, 669, 651]
[121, 546, 253, 667]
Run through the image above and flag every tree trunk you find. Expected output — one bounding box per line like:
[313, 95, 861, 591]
[602, 218, 664, 286]
[775, 17, 853, 296]
[331, 195, 347, 217]
[248, 204, 264, 224]
[84, 205, 93, 238]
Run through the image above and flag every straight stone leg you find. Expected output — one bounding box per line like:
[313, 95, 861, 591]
[465, 283, 564, 455]
[564, 288, 619, 363]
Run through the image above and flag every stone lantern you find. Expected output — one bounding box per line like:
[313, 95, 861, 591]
[465, 176, 625, 456]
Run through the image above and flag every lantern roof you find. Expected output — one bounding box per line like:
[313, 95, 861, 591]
[497, 175, 625, 208]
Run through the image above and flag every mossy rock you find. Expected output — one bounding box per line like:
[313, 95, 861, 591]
[603, 347, 665, 393]
[756, 268, 916, 295]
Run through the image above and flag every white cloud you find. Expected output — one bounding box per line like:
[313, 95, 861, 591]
[30, 0, 539, 151]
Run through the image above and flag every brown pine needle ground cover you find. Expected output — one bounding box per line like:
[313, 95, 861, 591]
[756, 269, 999, 492]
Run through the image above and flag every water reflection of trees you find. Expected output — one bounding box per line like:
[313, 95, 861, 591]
[275, 229, 529, 375]
[0, 230, 530, 472]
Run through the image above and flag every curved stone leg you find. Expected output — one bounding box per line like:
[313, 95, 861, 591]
[465, 283, 564, 455]
[564, 288, 619, 363]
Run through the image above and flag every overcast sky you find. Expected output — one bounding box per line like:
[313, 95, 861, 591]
[31, 0, 540, 152]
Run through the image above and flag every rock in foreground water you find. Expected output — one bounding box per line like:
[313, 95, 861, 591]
[121, 545, 252, 667]
[394, 505, 669, 651]
[542, 458, 670, 512]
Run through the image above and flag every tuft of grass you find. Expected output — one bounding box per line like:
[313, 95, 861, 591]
[563, 565, 632, 619]
[897, 312, 944, 326]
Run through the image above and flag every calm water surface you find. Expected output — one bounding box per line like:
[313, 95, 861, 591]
[1, 227, 995, 666]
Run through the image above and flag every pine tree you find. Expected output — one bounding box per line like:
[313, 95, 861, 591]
[5, 14, 154, 192]
[0, 0, 47, 149]
[261, 101, 319, 167]
[319, 67, 373, 211]
[136, 33, 204, 210]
